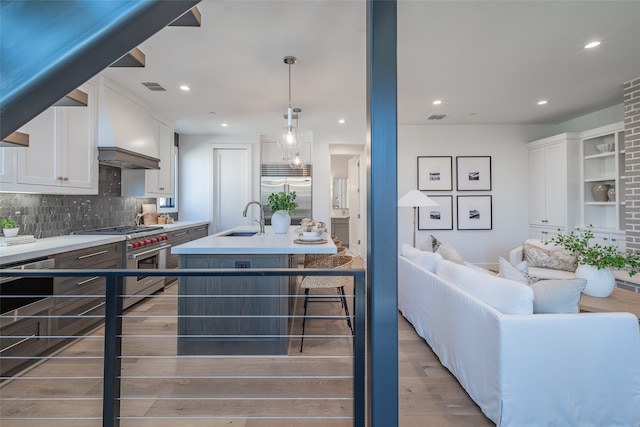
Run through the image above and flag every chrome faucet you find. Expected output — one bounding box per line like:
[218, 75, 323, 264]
[242, 201, 265, 234]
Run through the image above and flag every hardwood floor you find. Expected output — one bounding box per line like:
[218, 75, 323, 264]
[0, 263, 493, 426]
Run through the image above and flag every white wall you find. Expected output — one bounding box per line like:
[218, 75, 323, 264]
[179, 134, 261, 228]
[398, 124, 554, 267]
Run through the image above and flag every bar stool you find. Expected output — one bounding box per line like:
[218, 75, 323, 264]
[299, 255, 353, 352]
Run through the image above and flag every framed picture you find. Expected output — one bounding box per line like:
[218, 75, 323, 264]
[418, 195, 453, 230]
[457, 195, 492, 230]
[456, 156, 492, 191]
[417, 156, 453, 191]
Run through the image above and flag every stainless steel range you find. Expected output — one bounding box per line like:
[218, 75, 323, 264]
[73, 226, 170, 308]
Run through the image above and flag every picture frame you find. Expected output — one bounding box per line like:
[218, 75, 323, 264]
[457, 195, 492, 230]
[418, 195, 453, 230]
[417, 156, 453, 191]
[456, 156, 492, 191]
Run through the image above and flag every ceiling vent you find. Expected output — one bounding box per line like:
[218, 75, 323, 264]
[427, 114, 446, 120]
[142, 82, 167, 92]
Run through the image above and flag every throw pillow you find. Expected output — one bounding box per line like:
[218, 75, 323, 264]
[436, 241, 464, 264]
[420, 234, 441, 252]
[497, 257, 540, 285]
[523, 242, 578, 272]
[530, 278, 587, 314]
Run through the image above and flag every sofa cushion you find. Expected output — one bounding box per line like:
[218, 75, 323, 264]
[523, 241, 577, 272]
[400, 243, 443, 273]
[530, 278, 587, 314]
[436, 259, 534, 315]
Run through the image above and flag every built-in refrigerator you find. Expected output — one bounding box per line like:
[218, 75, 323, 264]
[260, 164, 312, 225]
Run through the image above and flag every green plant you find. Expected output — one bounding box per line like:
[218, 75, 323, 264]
[267, 191, 298, 214]
[545, 225, 640, 276]
[0, 218, 17, 229]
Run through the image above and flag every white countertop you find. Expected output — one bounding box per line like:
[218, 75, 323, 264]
[172, 226, 337, 255]
[0, 235, 126, 265]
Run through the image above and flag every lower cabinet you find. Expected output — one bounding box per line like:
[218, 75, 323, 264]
[529, 226, 563, 241]
[51, 242, 124, 337]
[165, 223, 209, 285]
[0, 309, 50, 376]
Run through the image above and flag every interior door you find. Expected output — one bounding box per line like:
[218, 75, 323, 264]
[212, 147, 250, 233]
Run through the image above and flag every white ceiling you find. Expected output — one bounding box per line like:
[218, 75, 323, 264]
[100, 0, 640, 141]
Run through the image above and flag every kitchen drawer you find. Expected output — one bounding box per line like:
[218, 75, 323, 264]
[54, 255, 120, 295]
[0, 309, 50, 376]
[51, 288, 105, 337]
[55, 241, 124, 269]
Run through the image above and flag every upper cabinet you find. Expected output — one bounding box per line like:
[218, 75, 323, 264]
[0, 81, 98, 194]
[580, 122, 625, 232]
[527, 133, 581, 238]
[121, 118, 175, 197]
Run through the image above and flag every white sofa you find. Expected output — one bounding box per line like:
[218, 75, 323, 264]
[398, 245, 640, 427]
[508, 238, 577, 279]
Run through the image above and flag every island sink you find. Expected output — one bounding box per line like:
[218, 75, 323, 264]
[219, 231, 259, 237]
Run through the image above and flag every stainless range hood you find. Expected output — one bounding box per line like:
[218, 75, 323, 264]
[98, 147, 159, 170]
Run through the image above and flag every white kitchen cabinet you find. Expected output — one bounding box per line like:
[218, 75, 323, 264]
[121, 118, 175, 197]
[0, 147, 16, 184]
[529, 226, 562, 241]
[3, 82, 98, 194]
[527, 133, 581, 238]
[581, 122, 625, 231]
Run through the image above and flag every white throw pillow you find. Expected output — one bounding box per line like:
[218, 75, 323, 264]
[400, 243, 443, 273]
[530, 279, 587, 314]
[436, 241, 464, 264]
[498, 257, 540, 285]
[436, 259, 534, 315]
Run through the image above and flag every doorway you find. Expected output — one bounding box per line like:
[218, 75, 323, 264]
[211, 146, 252, 233]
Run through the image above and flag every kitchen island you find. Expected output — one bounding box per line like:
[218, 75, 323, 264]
[172, 226, 336, 355]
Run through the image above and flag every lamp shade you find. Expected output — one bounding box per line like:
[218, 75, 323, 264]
[398, 190, 439, 207]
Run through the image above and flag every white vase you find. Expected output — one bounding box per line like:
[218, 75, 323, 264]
[2, 227, 19, 237]
[575, 264, 615, 297]
[271, 210, 291, 234]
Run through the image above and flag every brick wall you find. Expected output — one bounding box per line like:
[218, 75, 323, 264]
[621, 76, 640, 292]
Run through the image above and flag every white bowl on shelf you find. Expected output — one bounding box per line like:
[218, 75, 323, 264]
[596, 143, 615, 153]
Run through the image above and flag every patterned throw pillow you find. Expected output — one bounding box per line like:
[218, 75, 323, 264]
[523, 242, 578, 272]
[420, 234, 442, 252]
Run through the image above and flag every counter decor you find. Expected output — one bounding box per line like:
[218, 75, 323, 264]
[0, 218, 19, 237]
[268, 191, 298, 234]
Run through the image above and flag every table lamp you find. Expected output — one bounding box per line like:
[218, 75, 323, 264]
[398, 190, 439, 247]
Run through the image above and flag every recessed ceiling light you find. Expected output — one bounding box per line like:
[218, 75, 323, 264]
[221, 123, 228, 127]
[338, 119, 346, 124]
[433, 100, 442, 105]
[179, 85, 190, 91]
[537, 100, 548, 105]
[584, 41, 601, 49]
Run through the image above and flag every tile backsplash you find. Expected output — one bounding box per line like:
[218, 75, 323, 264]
[0, 166, 163, 238]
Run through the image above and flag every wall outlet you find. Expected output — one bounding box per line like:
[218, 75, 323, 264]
[234, 261, 250, 268]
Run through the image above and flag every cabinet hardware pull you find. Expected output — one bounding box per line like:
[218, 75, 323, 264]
[57, 176, 64, 180]
[603, 237, 609, 241]
[174, 231, 187, 237]
[78, 302, 106, 317]
[63, 176, 69, 181]
[76, 276, 100, 286]
[1, 334, 36, 354]
[612, 238, 617, 241]
[77, 250, 108, 259]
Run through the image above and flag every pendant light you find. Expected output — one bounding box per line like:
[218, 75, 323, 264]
[276, 56, 298, 157]
[288, 108, 305, 169]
